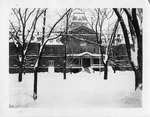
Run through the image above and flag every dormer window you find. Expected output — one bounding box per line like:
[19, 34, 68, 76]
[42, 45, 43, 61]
[78, 17, 82, 21]
[82, 16, 86, 20]
[73, 16, 77, 20]
[49, 39, 53, 43]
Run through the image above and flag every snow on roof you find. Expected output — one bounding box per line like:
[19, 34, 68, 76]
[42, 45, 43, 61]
[46, 38, 63, 45]
[67, 52, 106, 57]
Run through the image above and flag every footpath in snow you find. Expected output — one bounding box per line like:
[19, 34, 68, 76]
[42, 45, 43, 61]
[9, 70, 142, 108]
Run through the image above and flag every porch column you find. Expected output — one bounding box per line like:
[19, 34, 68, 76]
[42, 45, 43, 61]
[90, 57, 92, 67]
[78, 57, 81, 66]
[91, 57, 93, 66]
[80, 57, 82, 67]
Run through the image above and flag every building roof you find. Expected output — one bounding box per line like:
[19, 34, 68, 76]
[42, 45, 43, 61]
[46, 38, 63, 45]
[69, 25, 95, 34]
[67, 52, 106, 57]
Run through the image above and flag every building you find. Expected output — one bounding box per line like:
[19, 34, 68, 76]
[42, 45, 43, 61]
[9, 38, 65, 73]
[9, 10, 132, 73]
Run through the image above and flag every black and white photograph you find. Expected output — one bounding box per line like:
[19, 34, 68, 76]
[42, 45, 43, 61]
[0, 0, 150, 116]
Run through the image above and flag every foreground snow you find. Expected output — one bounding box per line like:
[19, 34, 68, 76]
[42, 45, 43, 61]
[9, 70, 142, 108]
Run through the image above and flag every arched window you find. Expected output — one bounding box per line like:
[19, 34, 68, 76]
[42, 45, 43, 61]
[57, 48, 61, 55]
[43, 48, 46, 55]
[94, 48, 96, 53]
[50, 48, 53, 54]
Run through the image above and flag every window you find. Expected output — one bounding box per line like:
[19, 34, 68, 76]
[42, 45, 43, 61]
[73, 58, 79, 65]
[49, 60, 54, 66]
[56, 38, 60, 43]
[50, 48, 53, 54]
[78, 17, 82, 21]
[80, 48, 83, 53]
[73, 16, 77, 20]
[94, 48, 96, 53]
[80, 42, 86, 46]
[82, 16, 86, 20]
[93, 58, 99, 64]
[42, 48, 46, 55]
[49, 39, 53, 43]
[57, 48, 61, 55]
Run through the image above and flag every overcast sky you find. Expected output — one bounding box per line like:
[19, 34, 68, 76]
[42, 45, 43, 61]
[9, 8, 121, 33]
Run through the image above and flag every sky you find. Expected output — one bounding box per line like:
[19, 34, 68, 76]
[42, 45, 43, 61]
[9, 8, 119, 33]
[9, 8, 133, 44]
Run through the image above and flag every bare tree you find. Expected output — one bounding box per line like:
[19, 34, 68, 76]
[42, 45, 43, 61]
[64, 8, 116, 79]
[33, 8, 72, 100]
[9, 8, 46, 82]
[87, 8, 117, 80]
[113, 8, 142, 90]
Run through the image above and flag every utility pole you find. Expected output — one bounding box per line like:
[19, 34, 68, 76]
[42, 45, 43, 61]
[64, 39, 67, 79]
[42, 9, 46, 44]
[63, 10, 69, 80]
[99, 46, 101, 75]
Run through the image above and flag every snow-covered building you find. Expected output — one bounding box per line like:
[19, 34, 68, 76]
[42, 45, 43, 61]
[9, 9, 132, 73]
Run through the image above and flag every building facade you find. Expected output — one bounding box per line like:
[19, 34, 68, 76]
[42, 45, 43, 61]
[9, 10, 132, 73]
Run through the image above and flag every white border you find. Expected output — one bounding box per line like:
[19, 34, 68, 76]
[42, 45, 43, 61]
[0, 0, 150, 116]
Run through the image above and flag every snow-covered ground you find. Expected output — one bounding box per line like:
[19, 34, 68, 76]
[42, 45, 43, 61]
[9, 69, 142, 108]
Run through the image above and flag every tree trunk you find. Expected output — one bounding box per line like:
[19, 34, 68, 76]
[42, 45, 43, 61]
[135, 73, 139, 90]
[18, 54, 24, 82]
[33, 67, 38, 100]
[104, 63, 108, 80]
[18, 65, 22, 82]
[113, 8, 142, 90]
[33, 45, 42, 100]
[124, 8, 142, 90]
[133, 67, 142, 90]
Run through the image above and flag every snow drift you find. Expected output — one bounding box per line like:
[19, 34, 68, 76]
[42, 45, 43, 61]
[9, 70, 142, 108]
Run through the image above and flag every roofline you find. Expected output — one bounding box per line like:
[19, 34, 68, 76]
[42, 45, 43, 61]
[67, 52, 106, 57]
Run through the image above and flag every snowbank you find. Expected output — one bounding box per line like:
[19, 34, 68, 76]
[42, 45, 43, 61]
[9, 71, 142, 108]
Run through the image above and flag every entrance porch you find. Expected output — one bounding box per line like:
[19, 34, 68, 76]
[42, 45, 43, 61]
[67, 52, 105, 70]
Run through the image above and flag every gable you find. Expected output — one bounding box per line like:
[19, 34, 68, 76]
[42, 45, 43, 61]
[82, 53, 92, 57]
[78, 52, 93, 57]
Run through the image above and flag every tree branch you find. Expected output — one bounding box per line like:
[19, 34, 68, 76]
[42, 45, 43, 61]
[24, 8, 28, 23]
[18, 8, 24, 26]
[47, 8, 71, 38]
[25, 8, 36, 22]
[113, 8, 131, 61]
[12, 8, 21, 29]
